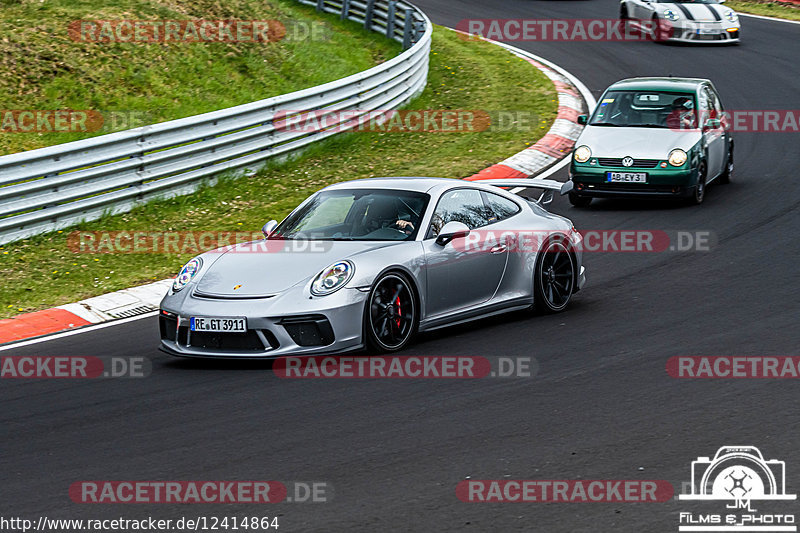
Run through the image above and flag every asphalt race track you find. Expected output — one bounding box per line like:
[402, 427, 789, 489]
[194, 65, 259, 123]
[2, 1, 800, 531]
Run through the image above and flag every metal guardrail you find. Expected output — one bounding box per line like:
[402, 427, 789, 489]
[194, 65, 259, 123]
[0, 0, 431, 245]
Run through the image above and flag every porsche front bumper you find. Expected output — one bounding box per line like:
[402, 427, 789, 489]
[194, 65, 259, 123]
[665, 21, 740, 43]
[159, 285, 367, 359]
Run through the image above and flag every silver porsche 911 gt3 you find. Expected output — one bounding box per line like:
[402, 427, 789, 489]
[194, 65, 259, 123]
[159, 177, 586, 358]
[621, 0, 741, 44]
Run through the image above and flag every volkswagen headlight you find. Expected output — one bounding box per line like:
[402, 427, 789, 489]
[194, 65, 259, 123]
[311, 261, 354, 296]
[668, 149, 688, 167]
[725, 10, 738, 22]
[173, 257, 203, 292]
[574, 145, 592, 163]
[663, 9, 680, 21]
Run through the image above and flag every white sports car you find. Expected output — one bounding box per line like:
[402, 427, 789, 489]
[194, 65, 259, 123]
[621, 0, 741, 44]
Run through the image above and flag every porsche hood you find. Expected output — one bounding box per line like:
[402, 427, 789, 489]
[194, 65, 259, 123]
[660, 2, 729, 23]
[193, 240, 395, 298]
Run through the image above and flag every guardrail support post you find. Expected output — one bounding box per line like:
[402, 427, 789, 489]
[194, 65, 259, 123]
[341, 0, 350, 20]
[402, 9, 414, 49]
[386, 1, 396, 39]
[364, 0, 375, 31]
[316, 0, 324, 12]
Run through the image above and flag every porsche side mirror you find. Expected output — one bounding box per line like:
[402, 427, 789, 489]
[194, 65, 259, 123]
[577, 115, 588, 125]
[262, 220, 278, 238]
[703, 118, 721, 131]
[435, 221, 470, 246]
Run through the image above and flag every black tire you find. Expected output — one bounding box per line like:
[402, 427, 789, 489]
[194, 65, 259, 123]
[719, 145, 733, 184]
[689, 161, 707, 205]
[364, 272, 418, 353]
[569, 192, 592, 208]
[534, 238, 576, 314]
[620, 6, 629, 20]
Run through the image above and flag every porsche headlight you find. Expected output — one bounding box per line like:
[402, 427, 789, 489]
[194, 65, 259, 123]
[663, 9, 680, 21]
[311, 261, 354, 296]
[725, 10, 738, 22]
[173, 257, 203, 292]
[668, 149, 688, 167]
[574, 145, 592, 163]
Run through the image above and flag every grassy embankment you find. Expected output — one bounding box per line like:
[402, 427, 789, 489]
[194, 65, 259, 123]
[0, 17, 558, 317]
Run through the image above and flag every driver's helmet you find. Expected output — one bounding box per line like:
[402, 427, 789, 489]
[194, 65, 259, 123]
[671, 97, 693, 111]
[364, 197, 399, 231]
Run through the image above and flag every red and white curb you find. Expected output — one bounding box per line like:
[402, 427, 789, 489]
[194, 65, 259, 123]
[0, 280, 170, 348]
[0, 39, 595, 349]
[465, 38, 596, 182]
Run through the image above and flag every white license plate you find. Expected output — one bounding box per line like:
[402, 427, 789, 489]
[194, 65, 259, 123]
[190, 316, 247, 333]
[697, 28, 717, 35]
[607, 172, 647, 183]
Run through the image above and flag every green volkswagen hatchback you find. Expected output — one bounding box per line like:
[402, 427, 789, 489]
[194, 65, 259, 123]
[568, 77, 733, 206]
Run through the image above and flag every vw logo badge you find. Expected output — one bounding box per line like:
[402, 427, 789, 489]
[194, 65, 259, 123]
[622, 156, 634, 167]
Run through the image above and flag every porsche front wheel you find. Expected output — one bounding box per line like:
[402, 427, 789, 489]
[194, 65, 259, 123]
[364, 272, 417, 353]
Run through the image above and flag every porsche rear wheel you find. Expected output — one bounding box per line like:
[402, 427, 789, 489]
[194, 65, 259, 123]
[364, 272, 417, 353]
[534, 238, 575, 313]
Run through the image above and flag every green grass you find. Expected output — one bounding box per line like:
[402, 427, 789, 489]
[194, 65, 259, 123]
[0, 27, 558, 318]
[726, 0, 800, 21]
[0, 0, 400, 155]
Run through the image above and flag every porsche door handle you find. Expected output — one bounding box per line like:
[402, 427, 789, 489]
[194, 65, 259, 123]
[490, 244, 507, 254]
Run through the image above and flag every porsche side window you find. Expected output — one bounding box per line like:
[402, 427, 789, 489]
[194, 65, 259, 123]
[427, 189, 492, 238]
[483, 192, 521, 222]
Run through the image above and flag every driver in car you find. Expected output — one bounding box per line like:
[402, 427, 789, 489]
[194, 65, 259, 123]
[364, 198, 415, 235]
[666, 97, 696, 130]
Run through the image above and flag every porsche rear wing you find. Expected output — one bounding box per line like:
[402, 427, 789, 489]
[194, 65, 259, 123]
[472, 178, 573, 208]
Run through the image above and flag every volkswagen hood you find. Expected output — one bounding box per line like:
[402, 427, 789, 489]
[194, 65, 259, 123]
[576, 126, 701, 159]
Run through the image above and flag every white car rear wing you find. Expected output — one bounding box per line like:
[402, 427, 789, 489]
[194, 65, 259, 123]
[472, 178, 573, 207]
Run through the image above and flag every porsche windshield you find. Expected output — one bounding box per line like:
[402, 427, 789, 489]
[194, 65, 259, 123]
[273, 189, 430, 241]
[589, 90, 698, 128]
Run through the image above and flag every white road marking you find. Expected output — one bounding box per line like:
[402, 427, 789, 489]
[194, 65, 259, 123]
[0, 311, 159, 352]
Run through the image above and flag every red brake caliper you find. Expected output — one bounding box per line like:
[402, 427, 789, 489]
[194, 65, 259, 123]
[394, 296, 402, 328]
